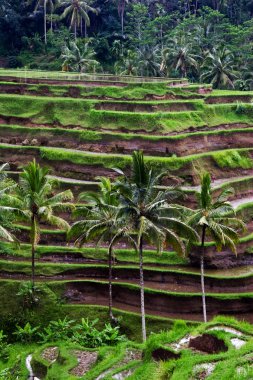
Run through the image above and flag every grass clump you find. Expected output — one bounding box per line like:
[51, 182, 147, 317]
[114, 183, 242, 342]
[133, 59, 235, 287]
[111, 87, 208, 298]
[213, 150, 253, 169]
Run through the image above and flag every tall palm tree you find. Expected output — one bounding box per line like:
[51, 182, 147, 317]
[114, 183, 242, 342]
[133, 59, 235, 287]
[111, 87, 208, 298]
[69, 177, 135, 320]
[188, 172, 245, 322]
[59, 0, 98, 40]
[201, 47, 237, 88]
[61, 41, 98, 72]
[115, 151, 198, 342]
[15, 160, 74, 289]
[28, 0, 59, 44]
[112, 0, 129, 37]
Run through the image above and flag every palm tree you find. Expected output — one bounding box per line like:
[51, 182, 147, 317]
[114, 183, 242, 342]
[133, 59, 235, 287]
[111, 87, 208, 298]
[188, 172, 245, 322]
[0, 163, 21, 243]
[15, 160, 74, 289]
[200, 47, 237, 88]
[137, 45, 162, 77]
[61, 41, 99, 72]
[162, 35, 200, 78]
[69, 177, 135, 321]
[28, 0, 59, 44]
[112, 0, 129, 37]
[59, 0, 98, 39]
[115, 49, 138, 76]
[115, 151, 198, 342]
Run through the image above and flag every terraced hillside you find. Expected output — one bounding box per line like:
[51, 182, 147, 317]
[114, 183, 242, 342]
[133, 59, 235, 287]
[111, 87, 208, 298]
[1, 69, 253, 328]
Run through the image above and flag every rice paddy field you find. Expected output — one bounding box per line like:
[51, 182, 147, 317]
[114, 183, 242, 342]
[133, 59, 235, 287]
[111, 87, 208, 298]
[1, 69, 253, 379]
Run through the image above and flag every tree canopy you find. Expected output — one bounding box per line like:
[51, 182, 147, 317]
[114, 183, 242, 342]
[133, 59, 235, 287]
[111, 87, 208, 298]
[1, 1, 253, 87]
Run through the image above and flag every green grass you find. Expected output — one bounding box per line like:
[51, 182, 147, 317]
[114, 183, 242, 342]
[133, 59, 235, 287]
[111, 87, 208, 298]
[3, 315, 253, 379]
[0, 241, 188, 266]
[1, 94, 253, 134]
[3, 258, 253, 281]
[0, 79, 204, 100]
[1, 143, 252, 173]
[3, 123, 253, 146]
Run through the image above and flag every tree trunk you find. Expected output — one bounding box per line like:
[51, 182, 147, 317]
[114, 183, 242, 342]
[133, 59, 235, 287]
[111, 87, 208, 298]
[139, 235, 146, 342]
[44, 0, 47, 45]
[121, 10, 124, 37]
[75, 20, 77, 40]
[31, 214, 36, 290]
[108, 244, 113, 320]
[200, 225, 207, 323]
[84, 20, 87, 39]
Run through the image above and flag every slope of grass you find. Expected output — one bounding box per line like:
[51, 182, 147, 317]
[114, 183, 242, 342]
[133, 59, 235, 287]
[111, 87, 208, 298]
[1, 94, 253, 134]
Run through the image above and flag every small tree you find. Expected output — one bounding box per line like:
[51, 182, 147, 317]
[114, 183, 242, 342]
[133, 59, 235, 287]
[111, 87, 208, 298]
[188, 172, 245, 322]
[61, 41, 98, 72]
[15, 160, 73, 289]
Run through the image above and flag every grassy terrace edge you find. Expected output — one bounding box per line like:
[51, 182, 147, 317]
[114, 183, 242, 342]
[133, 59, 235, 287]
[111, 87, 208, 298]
[0, 143, 253, 171]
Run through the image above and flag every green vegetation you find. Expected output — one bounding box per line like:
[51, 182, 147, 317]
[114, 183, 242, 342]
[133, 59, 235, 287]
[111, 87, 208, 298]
[1, 93, 253, 134]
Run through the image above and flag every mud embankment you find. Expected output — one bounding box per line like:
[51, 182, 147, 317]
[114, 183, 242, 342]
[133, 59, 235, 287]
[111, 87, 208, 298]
[0, 123, 253, 157]
[63, 281, 253, 322]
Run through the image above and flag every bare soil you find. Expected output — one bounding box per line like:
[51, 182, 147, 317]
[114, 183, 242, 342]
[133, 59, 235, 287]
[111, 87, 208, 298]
[70, 350, 98, 377]
[41, 347, 59, 363]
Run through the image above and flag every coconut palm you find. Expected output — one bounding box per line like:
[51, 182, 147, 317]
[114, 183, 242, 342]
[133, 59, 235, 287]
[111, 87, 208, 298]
[59, 0, 98, 39]
[112, 0, 129, 37]
[115, 49, 138, 75]
[14, 160, 74, 289]
[28, 0, 59, 44]
[115, 151, 198, 342]
[0, 163, 21, 243]
[162, 35, 200, 77]
[137, 45, 162, 77]
[188, 172, 245, 322]
[61, 41, 98, 72]
[201, 47, 237, 88]
[69, 177, 135, 321]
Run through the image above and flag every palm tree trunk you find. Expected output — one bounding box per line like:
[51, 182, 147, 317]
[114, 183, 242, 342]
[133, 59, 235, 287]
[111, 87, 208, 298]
[200, 225, 207, 323]
[44, 0, 47, 45]
[139, 235, 146, 342]
[108, 244, 113, 320]
[31, 214, 36, 290]
[121, 9, 124, 37]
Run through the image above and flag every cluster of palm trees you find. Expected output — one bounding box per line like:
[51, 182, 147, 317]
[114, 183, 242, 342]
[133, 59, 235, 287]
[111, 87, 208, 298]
[0, 152, 244, 342]
[115, 37, 238, 88]
[29, 0, 98, 44]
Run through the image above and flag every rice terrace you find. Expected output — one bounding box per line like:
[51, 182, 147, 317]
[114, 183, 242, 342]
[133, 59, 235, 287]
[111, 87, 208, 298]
[3, 1, 253, 379]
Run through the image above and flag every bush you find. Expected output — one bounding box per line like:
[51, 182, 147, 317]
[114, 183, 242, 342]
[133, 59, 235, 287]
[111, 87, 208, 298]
[235, 101, 247, 114]
[39, 317, 126, 347]
[38, 317, 75, 343]
[0, 330, 10, 361]
[16, 281, 41, 308]
[13, 322, 39, 343]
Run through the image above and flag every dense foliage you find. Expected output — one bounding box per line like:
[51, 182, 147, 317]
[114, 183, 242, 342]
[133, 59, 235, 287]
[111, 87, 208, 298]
[1, 1, 253, 87]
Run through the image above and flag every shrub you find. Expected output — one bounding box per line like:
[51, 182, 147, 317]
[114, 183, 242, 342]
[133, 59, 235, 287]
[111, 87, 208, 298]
[38, 317, 75, 343]
[0, 330, 10, 361]
[16, 281, 41, 308]
[13, 322, 39, 343]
